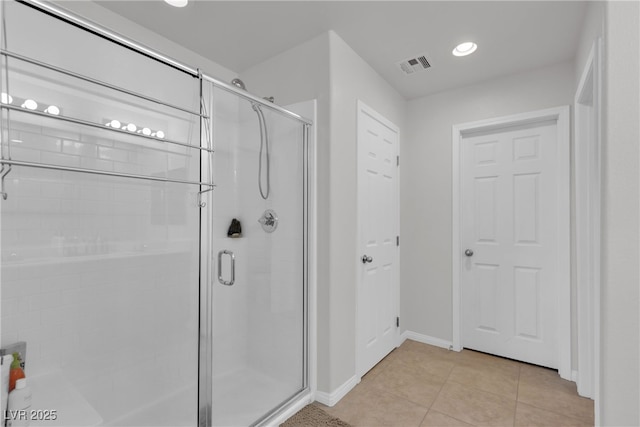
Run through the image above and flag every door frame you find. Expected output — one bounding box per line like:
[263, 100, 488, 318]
[355, 100, 400, 378]
[574, 39, 602, 402]
[451, 106, 571, 380]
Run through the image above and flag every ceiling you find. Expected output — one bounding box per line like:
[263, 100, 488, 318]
[95, 1, 587, 99]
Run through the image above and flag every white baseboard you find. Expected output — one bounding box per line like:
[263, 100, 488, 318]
[314, 375, 359, 407]
[313, 331, 451, 409]
[400, 330, 453, 351]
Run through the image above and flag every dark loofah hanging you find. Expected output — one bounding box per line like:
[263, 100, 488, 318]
[227, 218, 242, 237]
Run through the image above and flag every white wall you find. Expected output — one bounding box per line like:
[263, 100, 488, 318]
[574, 1, 605, 90]
[600, 1, 640, 424]
[401, 61, 575, 343]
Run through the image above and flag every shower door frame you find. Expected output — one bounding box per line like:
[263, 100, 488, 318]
[198, 79, 313, 425]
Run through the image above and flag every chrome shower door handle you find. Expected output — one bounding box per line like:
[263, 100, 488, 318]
[217, 250, 235, 286]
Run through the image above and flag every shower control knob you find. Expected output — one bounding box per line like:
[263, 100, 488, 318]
[362, 255, 373, 264]
[464, 249, 474, 257]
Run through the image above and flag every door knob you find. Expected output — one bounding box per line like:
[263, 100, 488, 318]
[464, 249, 474, 257]
[362, 255, 373, 264]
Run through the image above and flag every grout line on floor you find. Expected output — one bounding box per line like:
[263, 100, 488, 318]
[514, 363, 594, 424]
[422, 356, 455, 421]
[513, 363, 522, 426]
[432, 409, 479, 427]
[417, 408, 429, 426]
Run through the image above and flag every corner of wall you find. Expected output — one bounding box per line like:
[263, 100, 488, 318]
[574, 1, 605, 91]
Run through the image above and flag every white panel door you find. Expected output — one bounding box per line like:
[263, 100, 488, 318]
[357, 102, 399, 377]
[461, 121, 558, 368]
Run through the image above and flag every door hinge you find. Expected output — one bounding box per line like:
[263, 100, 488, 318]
[396, 155, 399, 166]
[396, 316, 400, 328]
[396, 235, 399, 246]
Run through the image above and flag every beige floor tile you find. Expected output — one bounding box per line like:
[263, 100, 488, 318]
[369, 359, 446, 407]
[347, 389, 429, 427]
[421, 410, 474, 426]
[399, 340, 456, 359]
[362, 353, 394, 381]
[393, 347, 457, 382]
[319, 382, 372, 422]
[448, 362, 519, 399]
[456, 349, 521, 375]
[519, 363, 575, 387]
[517, 365, 594, 423]
[431, 382, 516, 427]
[515, 402, 591, 426]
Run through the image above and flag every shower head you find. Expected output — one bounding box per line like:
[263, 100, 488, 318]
[231, 78, 246, 90]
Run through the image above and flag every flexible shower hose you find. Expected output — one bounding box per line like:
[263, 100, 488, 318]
[253, 104, 270, 200]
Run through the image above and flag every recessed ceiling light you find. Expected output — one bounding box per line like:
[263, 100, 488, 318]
[452, 42, 478, 57]
[164, 0, 188, 7]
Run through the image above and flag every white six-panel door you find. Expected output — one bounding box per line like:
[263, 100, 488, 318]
[460, 120, 559, 368]
[357, 102, 399, 377]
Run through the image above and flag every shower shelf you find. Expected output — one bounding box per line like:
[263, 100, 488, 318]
[0, 49, 207, 119]
[0, 159, 215, 188]
[0, 50, 215, 197]
[0, 105, 213, 154]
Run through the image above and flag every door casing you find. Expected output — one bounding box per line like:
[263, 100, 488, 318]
[452, 106, 571, 380]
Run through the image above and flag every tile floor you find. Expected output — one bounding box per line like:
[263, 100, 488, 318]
[316, 339, 594, 426]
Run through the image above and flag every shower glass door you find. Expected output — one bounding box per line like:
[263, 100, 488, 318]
[207, 85, 307, 426]
[1, 2, 201, 426]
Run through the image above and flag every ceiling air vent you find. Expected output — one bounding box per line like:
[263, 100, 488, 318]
[397, 54, 431, 75]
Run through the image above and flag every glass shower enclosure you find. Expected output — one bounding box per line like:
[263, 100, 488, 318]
[202, 82, 308, 427]
[0, 1, 310, 426]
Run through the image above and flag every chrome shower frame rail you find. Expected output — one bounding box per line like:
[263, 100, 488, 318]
[201, 75, 313, 126]
[16, 0, 313, 127]
[16, 0, 199, 78]
[1, 105, 213, 153]
[1, 49, 207, 118]
[0, 159, 215, 188]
